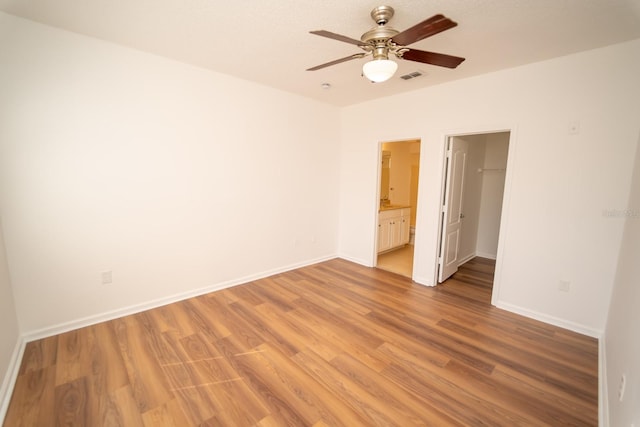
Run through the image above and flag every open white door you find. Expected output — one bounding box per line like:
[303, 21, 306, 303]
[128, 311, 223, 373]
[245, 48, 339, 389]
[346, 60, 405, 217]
[438, 137, 468, 282]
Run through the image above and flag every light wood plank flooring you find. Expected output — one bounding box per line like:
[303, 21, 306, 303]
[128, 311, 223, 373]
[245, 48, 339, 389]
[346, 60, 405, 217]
[4, 257, 598, 426]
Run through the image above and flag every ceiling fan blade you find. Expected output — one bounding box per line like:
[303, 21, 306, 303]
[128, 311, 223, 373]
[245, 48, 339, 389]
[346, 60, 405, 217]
[307, 53, 367, 71]
[400, 49, 465, 68]
[310, 30, 365, 46]
[392, 14, 457, 46]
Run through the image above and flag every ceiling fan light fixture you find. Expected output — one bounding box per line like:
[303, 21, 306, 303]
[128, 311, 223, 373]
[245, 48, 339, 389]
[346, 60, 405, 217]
[362, 59, 397, 83]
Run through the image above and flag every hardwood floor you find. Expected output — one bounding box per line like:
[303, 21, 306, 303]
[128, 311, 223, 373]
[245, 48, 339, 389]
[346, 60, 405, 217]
[4, 257, 598, 426]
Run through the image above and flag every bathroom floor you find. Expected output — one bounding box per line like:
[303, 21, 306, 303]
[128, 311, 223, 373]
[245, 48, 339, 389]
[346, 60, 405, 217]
[376, 244, 414, 278]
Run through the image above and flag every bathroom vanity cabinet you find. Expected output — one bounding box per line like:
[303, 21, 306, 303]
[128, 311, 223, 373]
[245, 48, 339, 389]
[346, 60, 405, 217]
[377, 207, 410, 253]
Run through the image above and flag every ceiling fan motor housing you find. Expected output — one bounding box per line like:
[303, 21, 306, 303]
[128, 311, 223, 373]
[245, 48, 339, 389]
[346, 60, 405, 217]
[361, 6, 399, 60]
[370, 5, 394, 25]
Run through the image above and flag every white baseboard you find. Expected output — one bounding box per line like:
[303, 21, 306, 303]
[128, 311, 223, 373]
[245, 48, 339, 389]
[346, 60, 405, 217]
[599, 335, 608, 427]
[457, 252, 477, 266]
[497, 298, 605, 425]
[0, 335, 26, 424]
[475, 251, 497, 260]
[494, 300, 602, 338]
[457, 252, 497, 266]
[337, 253, 374, 268]
[412, 276, 436, 287]
[22, 254, 337, 343]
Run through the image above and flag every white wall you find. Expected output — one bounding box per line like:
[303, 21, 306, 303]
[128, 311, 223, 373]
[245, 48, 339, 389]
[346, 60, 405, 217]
[476, 132, 509, 258]
[0, 222, 20, 418]
[604, 133, 640, 427]
[0, 12, 341, 334]
[338, 39, 640, 335]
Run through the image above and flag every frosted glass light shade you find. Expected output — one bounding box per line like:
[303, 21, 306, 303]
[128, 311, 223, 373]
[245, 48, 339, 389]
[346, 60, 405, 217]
[362, 59, 398, 83]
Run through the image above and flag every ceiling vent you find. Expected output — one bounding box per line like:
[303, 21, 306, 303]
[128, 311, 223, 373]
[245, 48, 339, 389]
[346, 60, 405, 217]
[400, 71, 423, 80]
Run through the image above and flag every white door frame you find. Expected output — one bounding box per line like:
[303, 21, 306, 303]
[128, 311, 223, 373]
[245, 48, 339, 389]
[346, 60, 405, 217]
[373, 137, 422, 273]
[435, 126, 517, 307]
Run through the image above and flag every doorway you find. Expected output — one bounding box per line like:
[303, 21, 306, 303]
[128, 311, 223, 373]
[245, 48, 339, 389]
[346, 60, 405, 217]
[375, 139, 421, 278]
[437, 131, 510, 295]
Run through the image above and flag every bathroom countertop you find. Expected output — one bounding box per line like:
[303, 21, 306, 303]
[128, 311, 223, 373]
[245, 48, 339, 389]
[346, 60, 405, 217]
[379, 204, 410, 212]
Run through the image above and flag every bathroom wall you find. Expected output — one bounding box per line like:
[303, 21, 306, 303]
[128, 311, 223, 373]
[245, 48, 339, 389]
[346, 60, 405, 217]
[381, 141, 412, 206]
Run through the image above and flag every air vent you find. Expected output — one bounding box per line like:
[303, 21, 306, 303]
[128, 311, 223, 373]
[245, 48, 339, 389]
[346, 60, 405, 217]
[400, 71, 423, 80]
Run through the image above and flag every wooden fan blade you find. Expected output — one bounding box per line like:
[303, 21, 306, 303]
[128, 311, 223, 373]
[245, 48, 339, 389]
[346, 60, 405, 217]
[392, 14, 457, 46]
[307, 53, 366, 71]
[310, 30, 365, 46]
[400, 49, 465, 68]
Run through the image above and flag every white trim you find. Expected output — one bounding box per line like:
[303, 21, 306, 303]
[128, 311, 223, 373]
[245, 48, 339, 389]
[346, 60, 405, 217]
[475, 251, 497, 260]
[432, 135, 450, 285]
[495, 300, 602, 338]
[374, 137, 424, 274]
[372, 142, 384, 267]
[490, 126, 518, 307]
[599, 334, 608, 427]
[0, 336, 26, 424]
[338, 253, 374, 268]
[22, 254, 336, 342]
[457, 252, 476, 266]
[412, 275, 436, 287]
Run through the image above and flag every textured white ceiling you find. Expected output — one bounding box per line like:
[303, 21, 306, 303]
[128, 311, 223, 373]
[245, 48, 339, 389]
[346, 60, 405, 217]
[2, 0, 639, 106]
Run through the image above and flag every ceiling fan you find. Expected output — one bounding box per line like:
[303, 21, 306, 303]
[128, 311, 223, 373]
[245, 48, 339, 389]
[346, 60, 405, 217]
[307, 5, 465, 83]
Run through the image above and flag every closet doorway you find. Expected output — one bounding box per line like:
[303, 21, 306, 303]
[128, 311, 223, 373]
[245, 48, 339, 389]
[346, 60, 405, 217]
[375, 139, 421, 278]
[437, 131, 510, 295]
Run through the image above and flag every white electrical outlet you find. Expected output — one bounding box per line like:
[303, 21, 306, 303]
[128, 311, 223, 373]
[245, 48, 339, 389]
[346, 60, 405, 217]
[558, 280, 570, 292]
[618, 374, 626, 402]
[101, 270, 113, 285]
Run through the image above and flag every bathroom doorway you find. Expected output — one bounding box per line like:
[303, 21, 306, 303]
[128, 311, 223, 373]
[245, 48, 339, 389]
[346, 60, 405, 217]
[375, 139, 421, 278]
